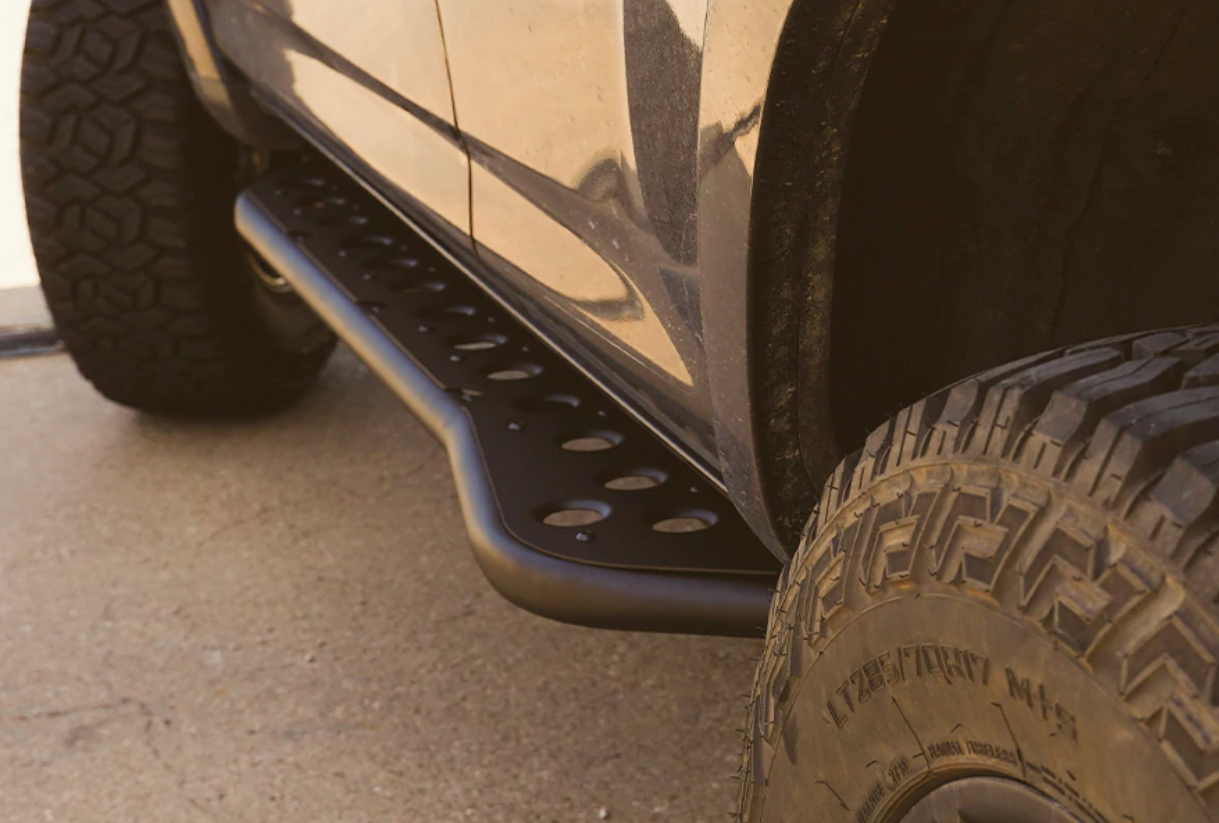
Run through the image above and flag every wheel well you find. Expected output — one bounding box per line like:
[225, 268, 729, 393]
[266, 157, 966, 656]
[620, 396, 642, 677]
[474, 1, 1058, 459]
[748, 0, 1219, 539]
[828, 0, 1219, 444]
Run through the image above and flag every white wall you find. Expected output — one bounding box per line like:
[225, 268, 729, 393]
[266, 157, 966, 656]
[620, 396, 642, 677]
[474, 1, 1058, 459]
[0, 0, 35, 294]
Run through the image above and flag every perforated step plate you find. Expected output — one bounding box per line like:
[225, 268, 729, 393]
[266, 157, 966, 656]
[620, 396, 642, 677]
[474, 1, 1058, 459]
[237, 164, 780, 588]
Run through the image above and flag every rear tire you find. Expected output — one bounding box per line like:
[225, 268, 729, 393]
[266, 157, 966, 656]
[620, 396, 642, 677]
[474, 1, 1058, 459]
[20, 0, 334, 415]
[741, 326, 1219, 822]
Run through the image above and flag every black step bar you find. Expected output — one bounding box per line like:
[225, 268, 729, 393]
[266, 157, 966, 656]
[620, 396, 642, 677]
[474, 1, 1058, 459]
[235, 164, 778, 636]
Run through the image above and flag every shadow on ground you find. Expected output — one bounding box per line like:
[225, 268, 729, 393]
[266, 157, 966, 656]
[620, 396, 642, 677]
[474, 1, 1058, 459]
[0, 345, 759, 822]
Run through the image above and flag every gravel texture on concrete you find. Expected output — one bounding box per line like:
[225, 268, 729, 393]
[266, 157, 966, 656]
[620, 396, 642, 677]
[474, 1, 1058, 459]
[0, 345, 760, 822]
[0, 2, 760, 817]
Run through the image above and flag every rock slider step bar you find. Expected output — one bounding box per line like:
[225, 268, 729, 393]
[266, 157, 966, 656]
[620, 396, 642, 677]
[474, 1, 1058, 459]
[236, 163, 778, 636]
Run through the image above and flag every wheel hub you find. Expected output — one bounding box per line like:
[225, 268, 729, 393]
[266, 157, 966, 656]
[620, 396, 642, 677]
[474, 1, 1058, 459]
[899, 777, 1078, 823]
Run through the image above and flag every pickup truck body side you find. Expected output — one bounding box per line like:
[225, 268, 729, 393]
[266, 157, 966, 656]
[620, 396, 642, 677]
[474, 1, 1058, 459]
[196, 0, 841, 556]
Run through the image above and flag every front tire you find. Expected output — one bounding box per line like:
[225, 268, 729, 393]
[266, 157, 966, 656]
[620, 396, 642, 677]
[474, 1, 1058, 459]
[741, 326, 1219, 822]
[20, 0, 333, 415]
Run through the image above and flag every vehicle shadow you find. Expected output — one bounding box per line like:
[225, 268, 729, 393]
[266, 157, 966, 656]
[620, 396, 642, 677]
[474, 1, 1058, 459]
[2, 345, 759, 822]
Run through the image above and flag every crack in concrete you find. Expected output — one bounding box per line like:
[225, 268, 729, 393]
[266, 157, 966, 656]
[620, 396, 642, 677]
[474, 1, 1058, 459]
[127, 697, 230, 823]
[7, 695, 227, 823]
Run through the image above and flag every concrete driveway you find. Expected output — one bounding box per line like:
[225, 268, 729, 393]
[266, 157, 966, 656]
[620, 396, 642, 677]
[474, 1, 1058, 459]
[0, 3, 760, 821]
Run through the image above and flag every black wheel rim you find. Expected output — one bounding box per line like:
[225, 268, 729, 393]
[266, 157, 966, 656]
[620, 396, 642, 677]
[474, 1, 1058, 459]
[899, 777, 1079, 823]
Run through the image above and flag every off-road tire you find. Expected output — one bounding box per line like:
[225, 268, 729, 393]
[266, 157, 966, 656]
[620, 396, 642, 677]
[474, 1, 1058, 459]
[740, 325, 1219, 822]
[20, 0, 334, 415]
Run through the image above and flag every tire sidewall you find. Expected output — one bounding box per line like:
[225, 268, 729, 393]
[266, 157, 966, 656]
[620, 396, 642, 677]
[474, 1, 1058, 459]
[747, 459, 1209, 823]
[757, 594, 1199, 823]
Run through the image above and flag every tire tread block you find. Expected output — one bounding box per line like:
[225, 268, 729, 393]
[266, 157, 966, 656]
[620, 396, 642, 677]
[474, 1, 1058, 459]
[21, 0, 332, 413]
[740, 324, 1219, 820]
